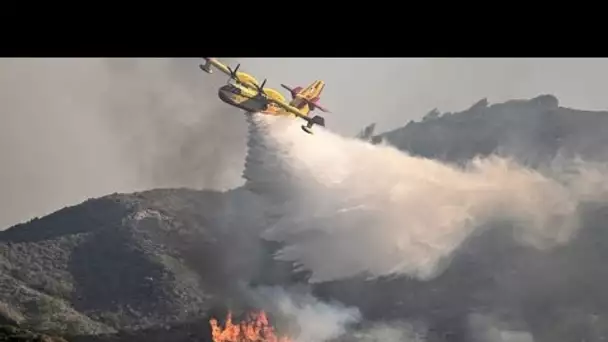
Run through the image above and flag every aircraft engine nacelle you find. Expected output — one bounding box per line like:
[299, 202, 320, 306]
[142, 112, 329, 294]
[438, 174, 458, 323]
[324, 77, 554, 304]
[235, 72, 259, 88]
[262, 87, 287, 103]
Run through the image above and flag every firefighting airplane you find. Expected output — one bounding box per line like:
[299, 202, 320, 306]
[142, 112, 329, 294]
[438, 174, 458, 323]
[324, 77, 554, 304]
[199, 57, 330, 134]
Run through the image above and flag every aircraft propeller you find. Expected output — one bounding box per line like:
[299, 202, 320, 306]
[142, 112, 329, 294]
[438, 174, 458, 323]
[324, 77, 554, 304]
[226, 63, 241, 80]
[251, 79, 268, 97]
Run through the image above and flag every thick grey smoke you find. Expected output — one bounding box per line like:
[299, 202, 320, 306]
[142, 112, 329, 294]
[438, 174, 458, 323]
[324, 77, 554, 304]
[243, 114, 608, 282]
[0, 58, 246, 229]
[467, 313, 535, 342]
[251, 286, 424, 342]
[253, 286, 360, 342]
[351, 321, 427, 342]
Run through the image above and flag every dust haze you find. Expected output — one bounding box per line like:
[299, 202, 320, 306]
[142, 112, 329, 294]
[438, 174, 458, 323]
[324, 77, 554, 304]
[243, 114, 608, 283]
[0, 58, 245, 229]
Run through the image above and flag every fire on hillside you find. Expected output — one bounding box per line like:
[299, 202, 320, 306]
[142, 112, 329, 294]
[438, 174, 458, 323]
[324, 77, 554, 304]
[210, 311, 293, 342]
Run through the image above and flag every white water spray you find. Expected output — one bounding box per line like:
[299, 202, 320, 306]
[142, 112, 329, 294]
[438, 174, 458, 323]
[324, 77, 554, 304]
[243, 113, 605, 282]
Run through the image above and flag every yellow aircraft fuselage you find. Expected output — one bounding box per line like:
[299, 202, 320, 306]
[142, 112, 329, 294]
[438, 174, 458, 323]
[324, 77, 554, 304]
[216, 79, 327, 123]
[200, 57, 328, 134]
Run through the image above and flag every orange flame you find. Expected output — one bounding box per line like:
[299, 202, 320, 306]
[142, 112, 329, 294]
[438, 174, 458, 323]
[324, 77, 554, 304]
[210, 311, 293, 342]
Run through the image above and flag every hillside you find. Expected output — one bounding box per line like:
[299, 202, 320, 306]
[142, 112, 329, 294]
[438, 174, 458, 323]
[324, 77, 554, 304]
[2, 94, 608, 342]
[0, 325, 67, 342]
[366, 94, 608, 166]
[0, 188, 277, 335]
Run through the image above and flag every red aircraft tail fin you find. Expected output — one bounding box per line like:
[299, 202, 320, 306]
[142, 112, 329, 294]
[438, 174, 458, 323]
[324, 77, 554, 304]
[282, 82, 330, 113]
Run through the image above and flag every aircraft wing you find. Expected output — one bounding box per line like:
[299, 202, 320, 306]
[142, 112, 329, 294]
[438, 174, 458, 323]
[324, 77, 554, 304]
[266, 97, 313, 123]
[200, 58, 233, 75]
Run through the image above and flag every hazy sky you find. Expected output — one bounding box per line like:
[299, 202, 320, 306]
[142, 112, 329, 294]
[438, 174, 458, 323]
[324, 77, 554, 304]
[2, 58, 608, 229]
[242, 58, 608, 133]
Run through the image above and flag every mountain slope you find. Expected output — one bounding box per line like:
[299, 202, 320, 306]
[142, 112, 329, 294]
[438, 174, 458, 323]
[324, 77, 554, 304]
[371, 95, 608, 166]
[0, 325, 68, 342]
[2, 95, 608, 342]
[0, 189, 270, 335]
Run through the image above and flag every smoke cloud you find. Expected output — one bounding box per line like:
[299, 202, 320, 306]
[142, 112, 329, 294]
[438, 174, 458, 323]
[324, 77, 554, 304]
[350, 321, 427, 342]
[467, 313, 535, 342]
[252, 286, 424, 342]
[0, 58, 246, 229]
[243, 114, 608, 282]
[252, 286, 360, 342]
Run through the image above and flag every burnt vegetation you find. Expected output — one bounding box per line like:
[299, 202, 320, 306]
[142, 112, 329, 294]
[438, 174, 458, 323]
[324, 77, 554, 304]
[2, 95, 608, 341]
